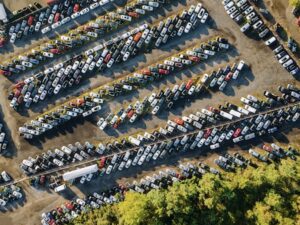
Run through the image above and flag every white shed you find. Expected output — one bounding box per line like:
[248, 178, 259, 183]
[0, 4, 7, 23]
[63, 164, 98, 181]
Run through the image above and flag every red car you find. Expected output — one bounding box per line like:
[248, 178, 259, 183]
[262, 144, 273, 152]
[185, 79, 193, 90]
[133, 32, 142, 42]
[113, 119, 121, 129]
[13, 89, 21, 97]
[188, 56, 200, 62]
[128, 11, 139, 18]
[17, 96, 24, 104]
[65, 202, 74, 210]
[73, 3, 80, 13]
[76, 98, 85, 106]
[27, 16, 34, 26]
[233, 128, 242, 138]
[142, 69, 151, 75]
[56, 207, 63, 215]
[39, 175, 46, 185]
[208, 106, 220, 114]
[204, 128, 212, 138]
[225, 72, 233, 81]
[174, 118, 184, 126]
[98, 157, 106, 168]
[0, 69, 11, 76]
[158, 69, 169, 75]
[49, 219, 57, 225]
[104, 53, 111, 63]
[50, 48, 61, 54]
[0, 38, 5, 48]
[127, 109, 134, 118]
[54, 13, 61, 23]
[47, 0, 59, 5]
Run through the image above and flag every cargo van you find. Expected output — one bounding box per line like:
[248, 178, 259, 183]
[237, 107, 249, 115]
[244, 105, 257, 113]
[229, 109, 241, 118]
[128, 136, 141, 146]
[220, 111, 233, 120]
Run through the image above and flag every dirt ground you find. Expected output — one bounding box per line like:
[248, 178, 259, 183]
[0, 0, 300, 224]
[265, 0, 300, 44]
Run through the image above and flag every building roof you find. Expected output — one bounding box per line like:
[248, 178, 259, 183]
[62, 164, 98, 181]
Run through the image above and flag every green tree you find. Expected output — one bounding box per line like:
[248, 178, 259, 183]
[71, 158, 300, 225]
[290, 0, 300, 8]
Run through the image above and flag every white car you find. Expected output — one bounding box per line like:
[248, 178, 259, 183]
[97, 118, 104, 127]
[89, 61, 96, 71]
[106, 58, 114, 68]
[54, 84, 62, 94]
[1, 171, 10, 182]
[120, 15, 132, 22]
[61, 35, 71, 41]
[90, 2, 100, 10]
[51, 21, 62, 29]
[201, 12, 208, 23]
[152, 106, 160, 115]
[0, 199, 6, 206]
[10, 33, 17, 43]
[61, 17, 71, 25]
[123, 52, 130, 61]
[240, 23, 250, 33]
[41, 26, 51, 34]
[265, 36, 276, 46]
[71, 12, 81, 19]
[21, 61, 33, 68]
[35, 21, 42, 31]
[279, 55, 290, 64]
[184, 22, 193, 33]
[80, 8, 90, 15]
[100, 121, 108, 130]
[188, 86, 196, 95]
[54, 63, 64, 70]
[130, 113, 138, 123]
[106, 165, 113, 174]
[142, 5, 153, 11]
[87, 32, 98, 38]
[201, 73, 209, 84]
[48, 14, 54, 24]
[99, 0, 109, 6]
[81, 64, 89, 73]
[91, 105, 101, 112]
[40, 90, 47, 100]
[43, 52, 54, 58]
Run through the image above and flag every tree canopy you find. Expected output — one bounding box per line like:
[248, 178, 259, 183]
[71, 159, 300, 225]
[290, 0, 300, 8]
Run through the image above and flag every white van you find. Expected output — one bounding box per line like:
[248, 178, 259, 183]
[220, 111, 233, 120]
[229, 109, 241, 118]
[128, 136, 141, 146]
